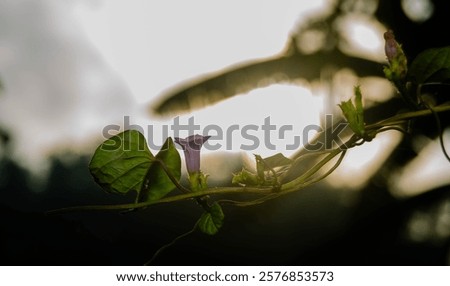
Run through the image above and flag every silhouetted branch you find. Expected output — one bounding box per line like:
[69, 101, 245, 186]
[153, 49, 384, 116]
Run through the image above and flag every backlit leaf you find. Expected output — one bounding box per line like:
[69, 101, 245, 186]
[339, 86, 365, 137]
[261, 153, 292, 170]
[409, 46, 450, 84]
[138, 137, 181, 202]
[89, 130, 154, 196]
[197, 203, 224, 235]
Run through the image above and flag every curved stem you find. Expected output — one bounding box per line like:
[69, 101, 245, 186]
[144, 222, 198, 266]
[217, 193, 281, 207]
[47, 186, 272, 214]
[375, 126, 409, 136]
[280, 134, 359, 191]
[49, 136, 354, 214]
[302, 149, 347, 187]
[424, 103, 450, 162]
[366, 103, 450, 130]
[49, 102, 450, 215]
[280, 148, 342, 191]
[157, 159, 224, 212]
[154, 159, 191, 193]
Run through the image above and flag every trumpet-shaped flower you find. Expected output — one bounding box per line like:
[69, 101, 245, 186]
[174, 134, 210, 174]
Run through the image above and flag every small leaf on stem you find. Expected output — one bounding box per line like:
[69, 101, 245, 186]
[261, 153, 293, 170]
[197, 202, 224, 235]
[339, 86, 365, 137]
[232, 168, 259, 186]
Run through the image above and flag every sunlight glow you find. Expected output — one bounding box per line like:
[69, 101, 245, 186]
[337, 14, 386, 62]
[73, 0, 328, 104]
[350, 24, 381, 52]
[0, 0, 330, 174]
[401, 0, 434, 23]
[327, 132, 402, 190]
[72, 0, 328, 160]
[195, 84, 323, 158]
[391, 129, 450, 197]
[133, 84, 323, 159]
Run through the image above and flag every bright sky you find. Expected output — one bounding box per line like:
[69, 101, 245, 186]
[71, 0, 330, 158]
[0, 0, 389, 187]
[3, 0, 446, 197]
[0, 0, 327, 174]
[74, 0, 327, 104]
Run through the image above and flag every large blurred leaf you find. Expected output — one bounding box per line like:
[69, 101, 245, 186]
[409, 46, 450, 84]
[197, 203, 224, 235]
[261, 153, 292, 170]
[152, 50, 383, 116]
[89, 130, 154, 196]
[138, 137, 181, 202]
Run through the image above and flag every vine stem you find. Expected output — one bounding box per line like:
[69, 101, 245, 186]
[144, 222, 198, 266]
[48, 143, 350, 215]
[154, 159, 191, 194]
[46, 186, 272, 215]
[366, 103, 450, 130]
[47, 103, 450, 215]
[425, 103, 450, 162]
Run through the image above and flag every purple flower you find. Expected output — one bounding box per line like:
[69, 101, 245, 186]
[382, 30, 407, 82]
[384, 30, 398, 62]
[174, 134, 210, 174]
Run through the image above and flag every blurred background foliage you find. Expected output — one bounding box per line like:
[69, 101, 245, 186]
[1, 0, 450, 265]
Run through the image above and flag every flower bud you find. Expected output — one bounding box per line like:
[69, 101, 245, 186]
[384, 30, 398, 63]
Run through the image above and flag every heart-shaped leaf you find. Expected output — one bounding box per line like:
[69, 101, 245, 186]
[197, 203, 224, 235]
[409, 46, 450, 84]
[138, 137, 181, 202]
[89, 130, 154, 196]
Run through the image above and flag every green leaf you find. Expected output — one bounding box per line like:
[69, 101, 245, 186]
[197, 203, 224, 235]
[409, 46, 450, 84]
[89, 130, 154, 196]
[232, 168, 259, 186]
[238, 153, 291, 187]
[261, 153, 292, 170]
[138, 137, 181, 202]
[339, 86, 365, 137]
